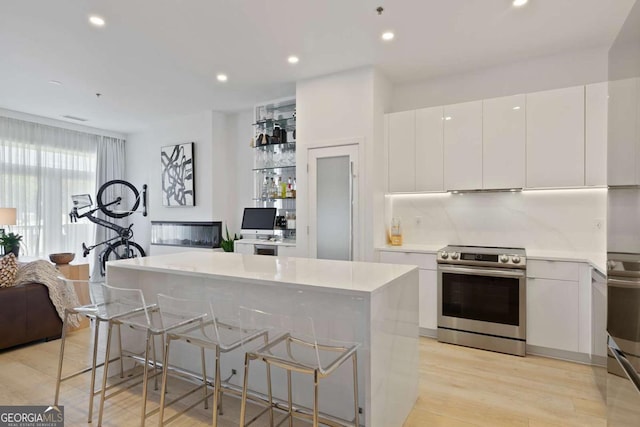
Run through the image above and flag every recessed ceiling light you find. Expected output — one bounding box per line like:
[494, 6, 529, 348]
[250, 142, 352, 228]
[49, 80, 62, 86]
[513, 106, 521, 110]
[381, 31, 395, 41]
[288, 56, 299, 64]
[444, 116, 452, 121]
[89, 15, 105, 27]
[216, 74, 228, 82]
[512, 0, 528, 7]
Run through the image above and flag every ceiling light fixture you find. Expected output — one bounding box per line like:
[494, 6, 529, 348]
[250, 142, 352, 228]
[49, 80, 62, 86]
[89, 15, 105, 27]
[513, 106, 521, 110]
[512, 0, 528, 7]
[288, 56, 299, 64]
[216, 74, 228, 82]
[382, 31, 395, 41]
[444, 116, 452, 121]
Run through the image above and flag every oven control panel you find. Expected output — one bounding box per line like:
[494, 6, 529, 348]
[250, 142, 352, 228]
[437, 248, 526, 268]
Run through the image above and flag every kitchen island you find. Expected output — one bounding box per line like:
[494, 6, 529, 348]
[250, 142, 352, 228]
[106, 251, 419, 427]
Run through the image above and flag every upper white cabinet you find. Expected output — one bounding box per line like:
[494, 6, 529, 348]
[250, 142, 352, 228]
[415, 107, 444, 191]
[608, 78, 640, 186]
[388, 110, 416, 192]
[585, 82, 608, 186]
[443, 101, 483, 190]
[526, 86, 585, 188]
[386, 83, 609, 193]
[482, 94, 526, 189]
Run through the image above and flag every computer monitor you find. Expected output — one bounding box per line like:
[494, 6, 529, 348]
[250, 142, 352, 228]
[241, 207, 277, 238]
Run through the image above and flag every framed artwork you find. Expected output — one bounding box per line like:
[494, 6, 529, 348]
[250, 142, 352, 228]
[161, 142, 195, 207]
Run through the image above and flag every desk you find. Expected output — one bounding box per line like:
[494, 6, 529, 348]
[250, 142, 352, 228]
[106, 252, 419, 427]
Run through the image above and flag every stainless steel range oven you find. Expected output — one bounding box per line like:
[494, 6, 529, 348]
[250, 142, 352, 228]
[437, 245, 526, 356]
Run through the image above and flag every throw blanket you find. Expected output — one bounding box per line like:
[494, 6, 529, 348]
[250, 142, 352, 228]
[14, 260, 82, 328]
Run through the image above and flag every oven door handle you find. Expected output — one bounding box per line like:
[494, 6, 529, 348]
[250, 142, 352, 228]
[607, 277, 640, 288]
[438, 265, 525, 279]
[608, 342, 640, 393]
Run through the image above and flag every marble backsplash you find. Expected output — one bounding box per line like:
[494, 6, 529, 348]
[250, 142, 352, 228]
[387, 188, 607, 257]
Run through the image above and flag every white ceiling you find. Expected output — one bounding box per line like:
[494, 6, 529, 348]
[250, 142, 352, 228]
[0, 0, 635, 133]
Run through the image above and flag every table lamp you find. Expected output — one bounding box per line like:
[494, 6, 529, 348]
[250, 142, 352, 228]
[0, 208, 17, 237]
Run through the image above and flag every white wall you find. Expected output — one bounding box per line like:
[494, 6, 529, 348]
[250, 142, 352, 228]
[392, 47, 608, 112]
[390, 189, 606, 266]
[126, 110, 238, 252]
[232, 110, 254, 236]
[296, 67, 388, 261]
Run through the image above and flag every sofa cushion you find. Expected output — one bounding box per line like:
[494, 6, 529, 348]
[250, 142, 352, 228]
[0, 253, 18, 288]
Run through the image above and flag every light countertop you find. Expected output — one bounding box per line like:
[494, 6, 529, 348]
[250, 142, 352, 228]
[107, 251, 416, 294]
[376, 245, 606, 275]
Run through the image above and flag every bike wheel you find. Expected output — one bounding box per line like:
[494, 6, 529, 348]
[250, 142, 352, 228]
[97, 180, 140, 218]
[101, 241, 146, 273]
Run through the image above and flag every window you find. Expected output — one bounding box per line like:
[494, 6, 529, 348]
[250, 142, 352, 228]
[0, 116, 98, 259]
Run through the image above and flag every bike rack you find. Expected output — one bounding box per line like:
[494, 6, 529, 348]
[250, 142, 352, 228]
[142, 184, 148, 217]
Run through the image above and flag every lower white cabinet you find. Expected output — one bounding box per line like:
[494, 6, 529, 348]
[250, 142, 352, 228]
[419, 269, 438, 330]
[234, 241, 254, 254]
[591, 269, 607, 361]
[379, 250, 437, 332]
[526, 277, 580, 352]
[277, 245, 297, 257]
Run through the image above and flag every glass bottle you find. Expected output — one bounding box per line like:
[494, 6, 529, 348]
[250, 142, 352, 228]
[286, 177, 292, 198]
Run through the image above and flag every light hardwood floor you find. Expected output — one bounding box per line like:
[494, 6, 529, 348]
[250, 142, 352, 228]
[0, 328, 606, 426]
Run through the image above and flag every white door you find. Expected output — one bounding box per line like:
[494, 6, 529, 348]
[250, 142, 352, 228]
[526, 86, 585, 188]
[482, 94, 526, 189]
[443, 100, 483, 190]
[308, 144, 359, 261]
[387, 110, 416, 192]
[415, 106, 444, 191]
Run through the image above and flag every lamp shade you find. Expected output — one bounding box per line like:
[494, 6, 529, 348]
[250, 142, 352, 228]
[0, 208, 17, 225]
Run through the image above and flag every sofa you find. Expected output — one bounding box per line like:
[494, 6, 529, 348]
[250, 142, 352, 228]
[0, 282, 63, 350]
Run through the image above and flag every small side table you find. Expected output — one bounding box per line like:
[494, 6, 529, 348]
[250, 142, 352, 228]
[56, 263, 90, 330]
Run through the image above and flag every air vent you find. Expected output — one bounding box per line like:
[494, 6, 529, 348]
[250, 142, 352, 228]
[62, 115, 88, 122]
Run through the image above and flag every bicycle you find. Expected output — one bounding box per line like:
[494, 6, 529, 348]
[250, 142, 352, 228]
[70, 180, 148, 276]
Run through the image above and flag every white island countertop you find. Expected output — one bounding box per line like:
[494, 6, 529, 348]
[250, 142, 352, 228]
[108, 251, 416, 294]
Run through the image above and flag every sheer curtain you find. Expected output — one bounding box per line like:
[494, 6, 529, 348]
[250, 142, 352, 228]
[91, 137, 125, 279]
[0, 116, 97, 263]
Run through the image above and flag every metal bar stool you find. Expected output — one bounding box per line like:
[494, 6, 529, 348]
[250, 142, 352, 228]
[95, 284, 207, 427]
[54, 278, 151, 423]
[239, 307, 361, 427]
[156, 293, 268, 426]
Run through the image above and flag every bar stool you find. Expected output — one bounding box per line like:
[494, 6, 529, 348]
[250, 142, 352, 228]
[96, 284, 207, 427]
[156, 293, 268, 426]
[239, 307, 361, 427]
[54, 278, 150, 423]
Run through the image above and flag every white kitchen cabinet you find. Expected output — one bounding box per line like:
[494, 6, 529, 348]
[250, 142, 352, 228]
[388, 110, 416, 192]
[415, 106, 444, 191]
[585, 82, 608, 186]
[591, 268, 607, 362]
[276, 245, 297, 257]
[608, 78, 640, 186]
[419, 269, 438, 330]
[379, 250, 438, 333]
[234, 241, 254, 254]
[527, 277, 580, 352]
[482, 94, 526, 189]
[526, 86, 585, 188]
[443, 101, 483, 190]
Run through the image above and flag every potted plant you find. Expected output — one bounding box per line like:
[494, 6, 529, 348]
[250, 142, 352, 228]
[221, 226, 240, 252]
[1, 232, 23, 257]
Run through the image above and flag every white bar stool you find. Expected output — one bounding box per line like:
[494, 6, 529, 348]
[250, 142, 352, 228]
[54, 278, 151, 423]
[239, 307, 361, 427]
[156, 293, 268, 426]
[95, 284, 206, 427]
